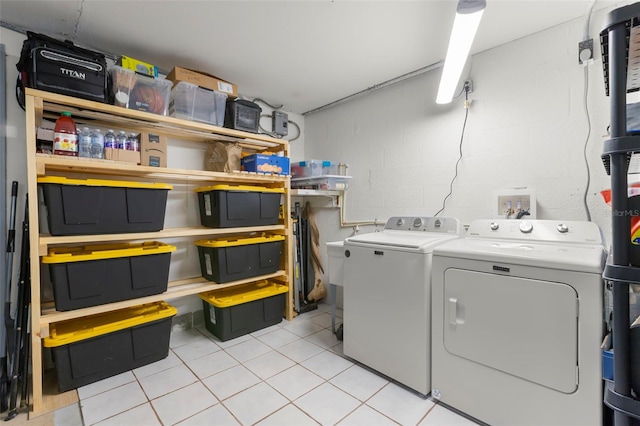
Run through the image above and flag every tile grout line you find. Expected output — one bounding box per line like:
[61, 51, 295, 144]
[77, 309, 370, 426]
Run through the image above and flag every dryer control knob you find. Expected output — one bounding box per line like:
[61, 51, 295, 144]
[557, 223, 569, 233]
[519, 221, 534, 233]
[413, 217, 423, 228]
[396, 218, 405, 227]
[490, 222, 499, 230]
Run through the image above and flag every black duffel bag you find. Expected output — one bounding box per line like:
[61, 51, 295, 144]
[16, 31, 108, 108]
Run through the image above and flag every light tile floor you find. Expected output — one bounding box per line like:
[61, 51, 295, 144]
[50, 304, 479, 426]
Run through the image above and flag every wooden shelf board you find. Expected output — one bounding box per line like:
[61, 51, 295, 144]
[36, 155, 290, 183]
[39, 271, 287, 330]
[27, 88, 287, 150]
[38, 225, 286, 252]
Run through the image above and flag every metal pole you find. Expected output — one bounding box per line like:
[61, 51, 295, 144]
[610, 20, 632, 426]
[0, 43, 8, 412]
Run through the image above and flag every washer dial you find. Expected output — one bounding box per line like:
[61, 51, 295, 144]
[519, 221, 534, 233]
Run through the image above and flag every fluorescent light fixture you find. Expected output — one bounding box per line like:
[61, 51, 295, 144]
[436, 0, 486, 104]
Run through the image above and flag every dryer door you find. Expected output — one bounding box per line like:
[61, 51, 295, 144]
[443, 268, 578, 393]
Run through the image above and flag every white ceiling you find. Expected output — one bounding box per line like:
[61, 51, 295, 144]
[0, 0, 625, 114]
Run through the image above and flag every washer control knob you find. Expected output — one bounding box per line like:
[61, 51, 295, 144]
[519, 221, 534, 233]
[396, 218, 405, 227]
[490, 222, 499, 231]
[413, 217, 423, 228]
[557, 223, 569, 233]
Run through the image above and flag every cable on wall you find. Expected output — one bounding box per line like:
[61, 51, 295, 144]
[434, 83, 471, 217]
[581, 0, 596, 222]
[582, 65, 593, 222]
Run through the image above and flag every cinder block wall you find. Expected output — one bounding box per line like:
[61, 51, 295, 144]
[303, 6, 621, 287]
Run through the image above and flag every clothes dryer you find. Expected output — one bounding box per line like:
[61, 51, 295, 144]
[431, 219, 606, 425]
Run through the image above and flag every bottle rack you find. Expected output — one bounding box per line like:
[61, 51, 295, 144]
[601, 3, 640, 424]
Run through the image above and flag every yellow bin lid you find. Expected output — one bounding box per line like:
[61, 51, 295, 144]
[194, 184, 283, 194]
[195, 234, 285, 248]
[38, 176, 173, 190]
[42, 241, 176, 264]
[43, 302, 177, 347]
[199, 280, 289, 308]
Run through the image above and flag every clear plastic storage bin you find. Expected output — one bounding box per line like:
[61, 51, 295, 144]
[169, 81, 227, 125]
[109, 65, 172, 116]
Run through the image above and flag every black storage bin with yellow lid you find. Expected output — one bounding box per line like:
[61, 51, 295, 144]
[38, 176, 172, 235]
[194, 184, 283, 228]
[42, 242, 176, 311]
[44, 302, 177, 392]
[195, 235, 284, 283]
[200, 280, 288, 341]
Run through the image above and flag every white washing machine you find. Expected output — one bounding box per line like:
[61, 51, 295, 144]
[431, 219, 606, 425]
[343, 216, 463, 396]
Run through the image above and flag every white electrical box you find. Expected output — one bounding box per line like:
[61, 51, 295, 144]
[493, 188, 536, 219]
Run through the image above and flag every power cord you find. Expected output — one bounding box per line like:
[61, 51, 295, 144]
[435, 82, 471, 217]
[582, 65, 592, 222]
[581, 1, 594, 222]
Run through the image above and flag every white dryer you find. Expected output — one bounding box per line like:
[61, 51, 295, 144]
[431, 219, 606, 425]
[343, 216, 463, 396]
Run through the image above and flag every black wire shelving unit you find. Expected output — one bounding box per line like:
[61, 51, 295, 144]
[601, 3, 640, 425]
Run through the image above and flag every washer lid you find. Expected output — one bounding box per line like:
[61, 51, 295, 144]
[433, 238, 606, 273]
[345, 230, 462, 253]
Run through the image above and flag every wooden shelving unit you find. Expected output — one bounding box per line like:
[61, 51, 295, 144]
[23, 89, 293, 416]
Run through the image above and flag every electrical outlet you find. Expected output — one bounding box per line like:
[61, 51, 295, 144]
[464, 79, 473, 94]
[579, 39, 594, 65]
[498, 195, 531, 218]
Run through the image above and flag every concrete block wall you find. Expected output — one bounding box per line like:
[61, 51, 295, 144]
[302, 5, 627, 268]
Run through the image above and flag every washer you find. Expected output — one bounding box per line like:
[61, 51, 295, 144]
[431, 219, 606, 425]
[343, 216, 463, 396]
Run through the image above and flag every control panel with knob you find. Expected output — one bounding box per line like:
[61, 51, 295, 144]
[383, 217, 462, 234]
[519, 221, 534, 233]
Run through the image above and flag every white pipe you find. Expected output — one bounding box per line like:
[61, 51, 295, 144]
[304, 61, 443, 116]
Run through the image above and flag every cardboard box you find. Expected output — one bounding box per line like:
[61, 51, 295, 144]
[167, 66, 237, 99]
[241, 154, 290, 175]
[36, 127, 54, 154]
[117, 55, 158, 77]
[140, 133, 167, 167]
[104, 148, 141, 164]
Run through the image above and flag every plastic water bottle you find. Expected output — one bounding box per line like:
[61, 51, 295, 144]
[116, 130, 128, 150]
[127, 133, 139, 151]
[104, 129, 117, 149]
[79, 127, 92, 158]
[90, 129, 104, 159]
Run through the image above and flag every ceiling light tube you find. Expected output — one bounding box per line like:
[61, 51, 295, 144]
[436, 0, 486, 104]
